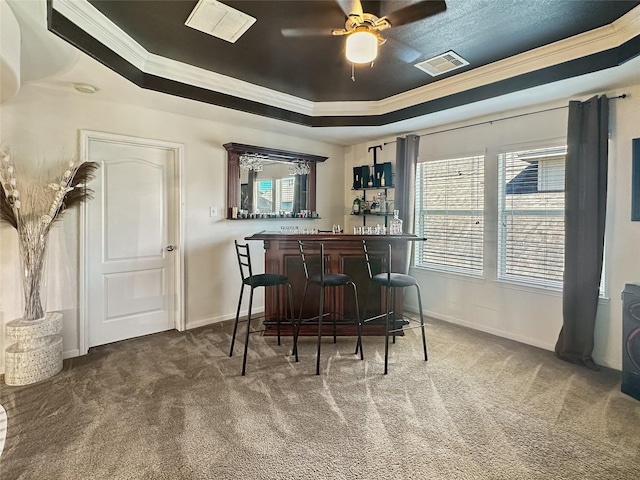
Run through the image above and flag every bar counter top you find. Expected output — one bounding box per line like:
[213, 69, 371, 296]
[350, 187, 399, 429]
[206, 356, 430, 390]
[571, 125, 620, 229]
[245, 231, 424, 242]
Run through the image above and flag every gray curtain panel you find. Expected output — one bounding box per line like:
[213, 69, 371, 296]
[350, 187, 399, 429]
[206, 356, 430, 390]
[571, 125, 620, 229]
[555, 95, 609, 371]
[395, 134, 420, 273]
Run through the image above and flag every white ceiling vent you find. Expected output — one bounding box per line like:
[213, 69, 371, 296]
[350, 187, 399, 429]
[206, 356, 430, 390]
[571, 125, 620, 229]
[415, 51, 469, 77]
[185, 0, 256, 43]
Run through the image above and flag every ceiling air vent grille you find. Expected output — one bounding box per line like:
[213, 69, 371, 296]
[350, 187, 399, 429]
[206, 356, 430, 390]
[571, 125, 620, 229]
[415, 51, 469, 77]
[185, 0, 256, 43]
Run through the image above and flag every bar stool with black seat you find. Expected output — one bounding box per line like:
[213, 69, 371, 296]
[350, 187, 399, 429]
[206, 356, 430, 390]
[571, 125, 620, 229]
[293, 241, 363, 375]
[229, 240, 295, 376]
[358, 240, 428, 374]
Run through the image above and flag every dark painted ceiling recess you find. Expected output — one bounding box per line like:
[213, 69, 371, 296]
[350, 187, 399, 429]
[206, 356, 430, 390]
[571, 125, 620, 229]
[49, 0, 640, 126]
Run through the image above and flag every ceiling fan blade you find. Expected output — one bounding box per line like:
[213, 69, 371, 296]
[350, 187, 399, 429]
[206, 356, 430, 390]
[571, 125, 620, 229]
[281, 27, 334, 37]
[383, 0, 447, 27]
[335, 0, 363, 18]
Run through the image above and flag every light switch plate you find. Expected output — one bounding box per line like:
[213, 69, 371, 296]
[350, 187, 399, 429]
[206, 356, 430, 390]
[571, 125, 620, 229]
[209, 206, 218, 217]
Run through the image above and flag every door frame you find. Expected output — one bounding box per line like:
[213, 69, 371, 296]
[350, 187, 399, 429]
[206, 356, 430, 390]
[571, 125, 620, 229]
[78, 130, 186, 355]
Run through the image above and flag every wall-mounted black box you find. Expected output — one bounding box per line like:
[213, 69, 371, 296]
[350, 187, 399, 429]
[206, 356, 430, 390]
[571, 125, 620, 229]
[374, 164, 385, 187]
[353, 166, 363, 189]
[361, 165, 371, 188]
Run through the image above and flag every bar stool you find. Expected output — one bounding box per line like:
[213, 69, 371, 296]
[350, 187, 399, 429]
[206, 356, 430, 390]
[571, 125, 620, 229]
[293, 241, 363, 375]
[358, 241, 428, 374]
[229, 240, 295, 376]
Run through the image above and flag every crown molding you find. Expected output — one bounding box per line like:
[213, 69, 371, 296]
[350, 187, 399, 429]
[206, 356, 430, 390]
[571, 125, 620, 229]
[53, 0, 147, 69]
[52, 0, 315, 115]
[51, 0, 640, 120]
[319, 6, 640, 116]
[143, 54, 314, 115]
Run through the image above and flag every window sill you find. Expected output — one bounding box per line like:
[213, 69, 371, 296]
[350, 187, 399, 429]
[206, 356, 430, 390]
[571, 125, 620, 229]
[493, 279, 609, 304]
[493, 279, 562, 297]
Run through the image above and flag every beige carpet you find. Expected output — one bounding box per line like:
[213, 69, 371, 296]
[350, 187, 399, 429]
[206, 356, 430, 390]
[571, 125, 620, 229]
[1, 316, 639, 480]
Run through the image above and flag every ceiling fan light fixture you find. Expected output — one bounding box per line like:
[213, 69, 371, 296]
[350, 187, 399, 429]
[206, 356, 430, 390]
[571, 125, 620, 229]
[345, 30, 378, 64]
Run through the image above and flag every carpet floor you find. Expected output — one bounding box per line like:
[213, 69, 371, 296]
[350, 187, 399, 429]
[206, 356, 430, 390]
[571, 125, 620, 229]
[1, 316, 639, 479]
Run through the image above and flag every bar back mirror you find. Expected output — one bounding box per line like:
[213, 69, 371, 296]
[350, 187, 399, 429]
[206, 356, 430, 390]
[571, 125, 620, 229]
[224, 143, 327, 219]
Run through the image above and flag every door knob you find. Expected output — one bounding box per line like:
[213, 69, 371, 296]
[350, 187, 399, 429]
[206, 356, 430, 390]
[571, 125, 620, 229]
[166, 245, 176, 252]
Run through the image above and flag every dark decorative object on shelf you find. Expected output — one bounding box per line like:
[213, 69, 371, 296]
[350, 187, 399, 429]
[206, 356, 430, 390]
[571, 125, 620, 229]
[353, 162, 392, 189]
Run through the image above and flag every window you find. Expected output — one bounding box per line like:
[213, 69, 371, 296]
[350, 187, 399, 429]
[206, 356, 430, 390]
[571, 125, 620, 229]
[498, 146, 567, 288]
[255, 179, 274, 213]
[255, 177, 295, 213]
[276, 177, 295, 212]
[415, 155, 485, 275]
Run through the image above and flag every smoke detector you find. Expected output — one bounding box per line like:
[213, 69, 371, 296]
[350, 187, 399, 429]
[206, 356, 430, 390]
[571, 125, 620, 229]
[74, 83, 98, 94]
[415, 51, 469, 77]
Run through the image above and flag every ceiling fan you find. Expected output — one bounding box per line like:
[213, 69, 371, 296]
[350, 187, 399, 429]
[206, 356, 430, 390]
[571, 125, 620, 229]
[283, 0, 447, 67]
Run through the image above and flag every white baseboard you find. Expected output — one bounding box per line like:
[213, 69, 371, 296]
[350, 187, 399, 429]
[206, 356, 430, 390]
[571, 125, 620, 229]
[63, 349, 79, 359]
[186, 308, 265, 330]
[405, 304, 617, 370]
[404, 303, 556, 350]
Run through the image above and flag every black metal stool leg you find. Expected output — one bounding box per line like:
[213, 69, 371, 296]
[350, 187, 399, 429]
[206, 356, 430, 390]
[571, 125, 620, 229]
[230, 284, 245, 357]
[416, 284, 428, 361]
[384, 284, 391, 375]
[356, 281, 374, 356]
[241, 288, 255, 376]
[286, 283, 295, 354]
[332, 291, 337, 344]
[350, 282, 363, 361]
[391, 288, 397, 344]
[293, 283, 310, 362]
[276, 284, 281, 346]
[316, 286, 324, 375]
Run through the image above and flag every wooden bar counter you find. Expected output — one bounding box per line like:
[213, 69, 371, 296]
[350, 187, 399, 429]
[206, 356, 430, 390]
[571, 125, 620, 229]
[245, 231, 424, 336]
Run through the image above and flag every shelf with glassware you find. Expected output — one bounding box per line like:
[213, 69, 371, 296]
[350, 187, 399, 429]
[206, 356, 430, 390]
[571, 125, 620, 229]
[350, 187, 395, 226]
[350, 162, 395, 226]
[351, 162, 395, 227]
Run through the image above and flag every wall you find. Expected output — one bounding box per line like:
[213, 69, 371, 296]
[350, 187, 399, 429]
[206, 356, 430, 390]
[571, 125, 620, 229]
[0, 84, 345, 373]
[2, 76, 637, 375]
[344, 86, 640, 369]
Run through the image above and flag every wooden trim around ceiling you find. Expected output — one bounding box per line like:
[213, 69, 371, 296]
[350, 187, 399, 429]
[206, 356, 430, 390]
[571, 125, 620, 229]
[47, 5, 640, 128]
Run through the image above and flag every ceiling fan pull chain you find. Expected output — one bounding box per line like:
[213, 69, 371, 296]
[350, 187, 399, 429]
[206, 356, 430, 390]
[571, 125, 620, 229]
[351, 63, 356, 82]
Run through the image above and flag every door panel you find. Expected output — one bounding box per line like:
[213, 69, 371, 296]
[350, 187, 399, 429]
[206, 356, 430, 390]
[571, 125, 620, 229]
[87, 138, 177, 348]
[104, 160, 165, 260]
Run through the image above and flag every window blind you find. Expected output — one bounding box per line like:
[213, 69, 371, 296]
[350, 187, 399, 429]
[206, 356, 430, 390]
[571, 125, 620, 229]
[498, 147, 566, 288]
[415, 155, 485, 275]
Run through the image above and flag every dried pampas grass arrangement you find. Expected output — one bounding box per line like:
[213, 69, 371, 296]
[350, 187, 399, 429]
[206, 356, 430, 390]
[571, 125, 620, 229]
[0, 146, 99, 321]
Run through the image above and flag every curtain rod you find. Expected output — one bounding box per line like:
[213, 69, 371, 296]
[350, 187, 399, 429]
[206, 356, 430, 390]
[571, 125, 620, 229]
[383, 93, 628, 145]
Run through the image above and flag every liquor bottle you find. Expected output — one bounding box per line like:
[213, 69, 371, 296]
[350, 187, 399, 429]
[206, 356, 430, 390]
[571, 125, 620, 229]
[389, 210, 403, 235]
[352, 196, 361, 215]
[378, 192, 387, 214]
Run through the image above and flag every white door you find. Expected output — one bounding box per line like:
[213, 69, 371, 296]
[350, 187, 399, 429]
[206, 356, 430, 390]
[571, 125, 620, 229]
[83, 133, 182, 348]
